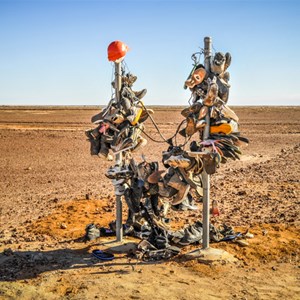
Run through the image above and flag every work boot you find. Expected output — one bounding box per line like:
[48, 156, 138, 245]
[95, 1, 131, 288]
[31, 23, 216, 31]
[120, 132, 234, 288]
[167, 172, 187, 190]
[85, 128, 101, 155]
[99, 139, 109, 158]
[158, 182, 177, 198]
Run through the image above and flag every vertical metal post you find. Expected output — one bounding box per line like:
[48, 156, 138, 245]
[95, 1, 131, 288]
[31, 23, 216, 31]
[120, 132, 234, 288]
[114, 62, 123, 242]
[202, 37, 212, 250]
[204, 36, 212, 71]
[202, 111, 211, 249]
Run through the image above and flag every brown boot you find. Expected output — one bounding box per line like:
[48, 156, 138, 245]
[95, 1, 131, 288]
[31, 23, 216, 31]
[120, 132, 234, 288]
[171, 184, 190, 205]
[185, 115, 197, 136]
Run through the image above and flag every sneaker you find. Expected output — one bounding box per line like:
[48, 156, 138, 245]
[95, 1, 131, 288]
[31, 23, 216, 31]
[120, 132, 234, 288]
[123, 73, 137, 86]
[203, 153, 219, 175]
[169, 229, 185, 242]
[89, 139, 101, 155]
[85, 224, 100, 241]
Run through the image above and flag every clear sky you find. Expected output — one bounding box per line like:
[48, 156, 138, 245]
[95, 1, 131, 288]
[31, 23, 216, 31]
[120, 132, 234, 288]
[0, 0, 299, 106]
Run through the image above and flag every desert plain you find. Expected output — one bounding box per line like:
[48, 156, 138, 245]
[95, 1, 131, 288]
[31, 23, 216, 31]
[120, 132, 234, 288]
[0, 106, 299, 299]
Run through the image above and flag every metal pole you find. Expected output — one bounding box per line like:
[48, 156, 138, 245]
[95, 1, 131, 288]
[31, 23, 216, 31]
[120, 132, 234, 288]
[202, 110, 211, 249]
[204, 36, 212, 71]
[114, 61, 123, 242]
[202, 36, 212, 250]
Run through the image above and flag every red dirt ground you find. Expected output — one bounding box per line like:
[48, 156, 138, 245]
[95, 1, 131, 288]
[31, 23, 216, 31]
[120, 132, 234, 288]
[0, 106, 299, 299]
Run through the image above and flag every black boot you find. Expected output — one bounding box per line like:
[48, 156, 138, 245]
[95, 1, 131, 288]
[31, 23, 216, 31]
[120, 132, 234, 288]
[85, 128, 101, 155]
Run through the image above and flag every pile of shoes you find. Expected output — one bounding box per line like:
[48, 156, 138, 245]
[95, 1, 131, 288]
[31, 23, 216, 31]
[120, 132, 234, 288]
[169, 221, 203, 246]
[85, 71, 150, 159]
[137, 240, 180, 261]
[168, 221, 238, 246]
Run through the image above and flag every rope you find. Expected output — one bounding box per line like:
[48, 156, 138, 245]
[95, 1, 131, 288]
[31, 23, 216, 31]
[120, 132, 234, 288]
[137, 100, 188, 147]
[140, 128, 166, 144]
[137, 100, 169, 143]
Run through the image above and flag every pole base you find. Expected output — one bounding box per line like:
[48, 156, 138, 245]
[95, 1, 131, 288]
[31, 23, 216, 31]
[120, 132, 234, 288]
[185, 247, 237, 264]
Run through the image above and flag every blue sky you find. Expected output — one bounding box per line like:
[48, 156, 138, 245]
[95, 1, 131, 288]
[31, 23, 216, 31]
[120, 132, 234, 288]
[0, 0, 299, 106]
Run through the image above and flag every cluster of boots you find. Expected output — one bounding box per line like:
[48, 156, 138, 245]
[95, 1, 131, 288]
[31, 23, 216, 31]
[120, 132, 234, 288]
[85, 72, 150, 160]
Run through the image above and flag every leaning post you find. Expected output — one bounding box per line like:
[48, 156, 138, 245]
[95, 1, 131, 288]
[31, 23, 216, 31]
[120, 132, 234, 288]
[114, 61, 123, 242]
[202, 36, 212, 249]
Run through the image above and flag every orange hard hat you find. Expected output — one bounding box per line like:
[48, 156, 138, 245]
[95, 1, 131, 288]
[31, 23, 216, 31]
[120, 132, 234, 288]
[107, 41, 129, 62]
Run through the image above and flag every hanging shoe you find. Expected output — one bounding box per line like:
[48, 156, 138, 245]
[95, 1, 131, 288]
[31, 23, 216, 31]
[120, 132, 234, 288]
[98, 139, 109, 158]
[85, 129, 101, 155]
[195, 119, 206, 130]
[185, 115, 197, 136]
[132, 136, 147, 152]
[158, 182, 177, 198]
[165, 155, 191, 169]
[133, 89, 147, 99]
[171, 184, 190, 205]
[210, 123, 233, 135]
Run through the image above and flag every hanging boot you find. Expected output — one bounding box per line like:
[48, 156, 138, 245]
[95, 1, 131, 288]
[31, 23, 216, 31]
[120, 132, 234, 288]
[133, 89, 147, 99]
[85, 127, 101, 155]
[167, 172, 190, 205]
[203, 77, 218, 107]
